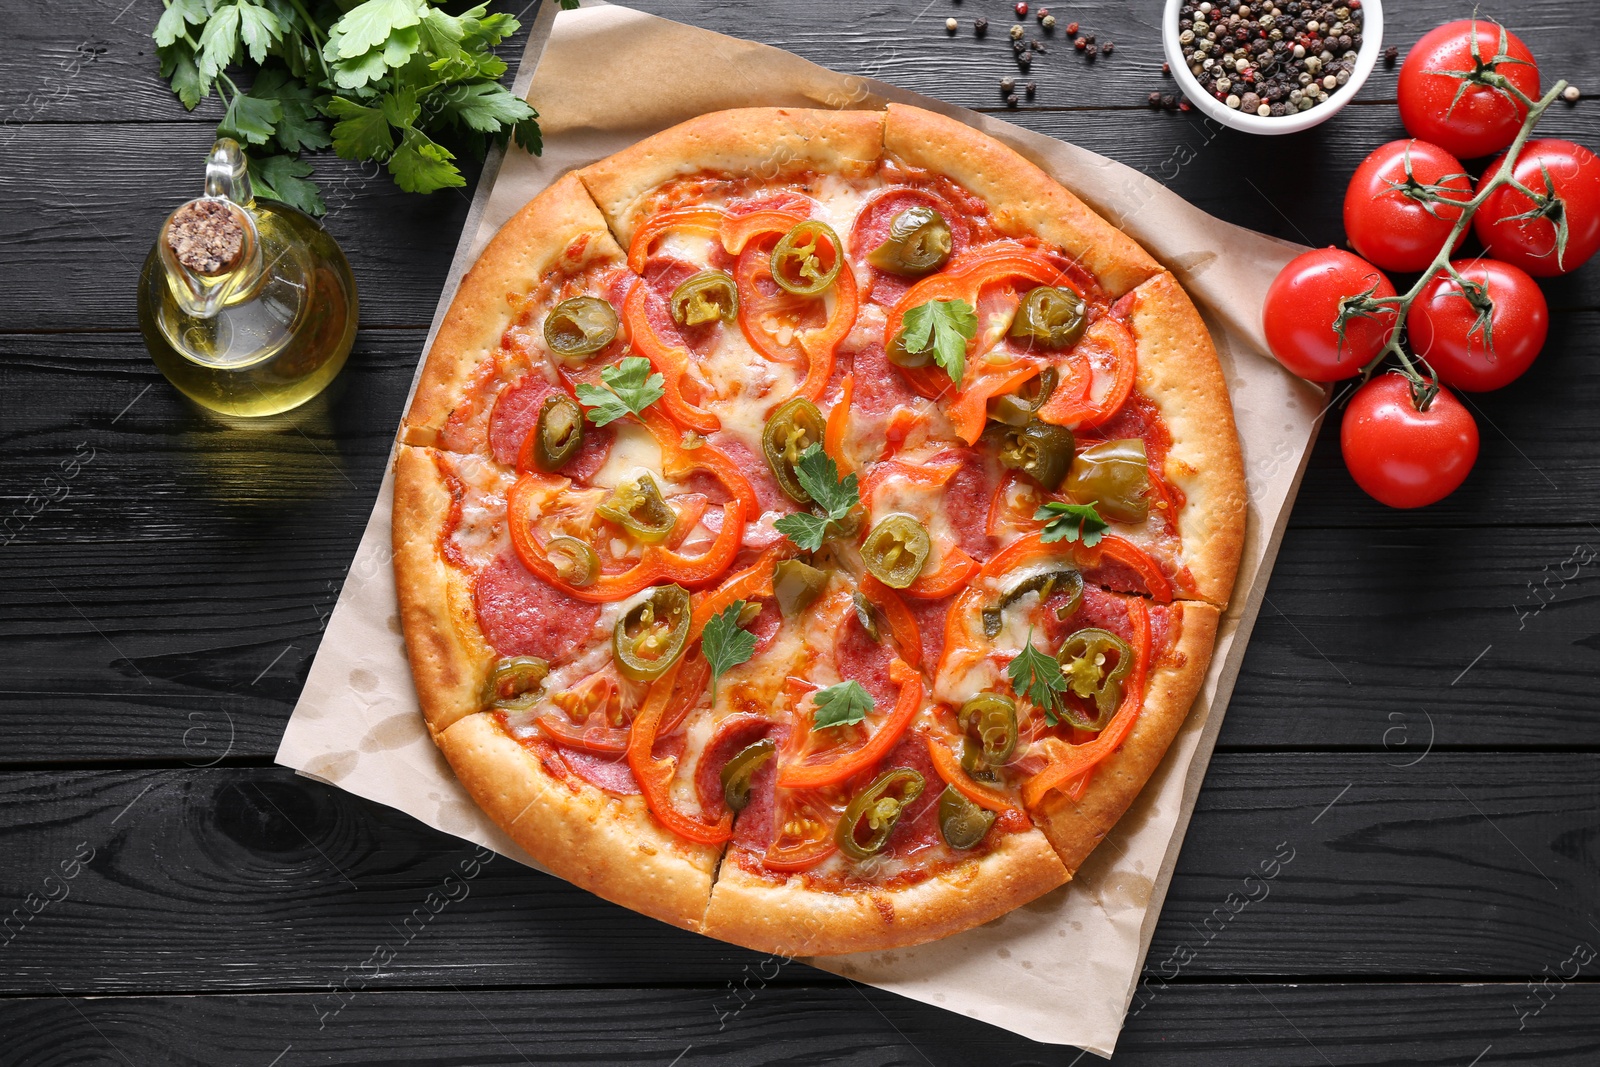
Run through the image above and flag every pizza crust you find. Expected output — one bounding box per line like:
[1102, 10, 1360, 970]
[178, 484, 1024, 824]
[436, 711, 721, 932]
[701, 828, 1068, 957]
[1032, 602, 1220, 872]
[577, 107, 886, 246]
[881, 104, 1162, 298]
[1126, 272, 1248, 608]
[401, 173, 626, 446]
[393, 444, 496, 734]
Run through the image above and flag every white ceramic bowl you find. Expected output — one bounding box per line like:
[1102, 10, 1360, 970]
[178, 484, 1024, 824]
[1161, 0, 1384, 134]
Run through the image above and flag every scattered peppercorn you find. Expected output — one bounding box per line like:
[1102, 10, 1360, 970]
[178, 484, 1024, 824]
[1010, 23, 1024, 40]
[1562, 85, 1581, 103]
[1015, 2, 1029, 16]
[1149, 91, 1164, 108]
[1179, 100, 1192, 111]
[1383, 45, 1399, 64]
[1035, 6, 1049, 20]
[1162, 61, 1171, 75]
[1083, 33, 1095, 44]
[1065, 21, 1078, 33]
[1041, 13, 1056, 28]
[1162, 93, 1178, 110]
[1101, 41, 1114, 54]
[945, 17, 958, 32]
[1074, 36, 1087, 49]
[1006, 92, 1020, 106]
[974, 16, 988, 35]
[1019, 52, 1033, 69]
[1025, 81, 1037, 97]
[1001, 76, 1017, 92]
[1031, 39, 1045, 51]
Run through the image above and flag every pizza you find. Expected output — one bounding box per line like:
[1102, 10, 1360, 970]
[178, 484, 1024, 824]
[392, 105, 1245, 956]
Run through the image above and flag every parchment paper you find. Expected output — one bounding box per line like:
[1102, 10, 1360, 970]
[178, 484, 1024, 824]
[277, 4, 1325, 1056]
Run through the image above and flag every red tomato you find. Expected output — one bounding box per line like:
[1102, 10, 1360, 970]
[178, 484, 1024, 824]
[1397, 19, 1540, 160]
[1341, 373, 1479, 508]
[1263, 249, 1398, 382]
[1474, 139, 1600, 277]
[1409, 259, 1548, 391]
[1343, 140, 1472, 272]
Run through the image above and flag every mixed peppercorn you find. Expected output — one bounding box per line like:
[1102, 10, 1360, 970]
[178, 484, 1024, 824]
[1178, 0, 1365, 117]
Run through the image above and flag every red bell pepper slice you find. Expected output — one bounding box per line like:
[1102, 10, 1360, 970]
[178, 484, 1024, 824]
[733, 237, 859, 402]
[626, 206, 728, 274]
[627, 659, 733, 844]
[946, 361, 1043, 446]
[1035, 315, 1137, 429]
[622, 281, 720, 434]
[856, 574, 924, 670]
[777, 659, 925, 789]
[1021, 597, 1151, 808]
[824, 372, 856, 472]
[925, 733, 1029, 819]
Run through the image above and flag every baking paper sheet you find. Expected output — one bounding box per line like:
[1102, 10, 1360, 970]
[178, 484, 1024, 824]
[277, 4, 1324, 1055]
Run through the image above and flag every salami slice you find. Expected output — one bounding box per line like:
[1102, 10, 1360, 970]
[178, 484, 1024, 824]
[488, 374, 558, 467]
[932, 447, 998, 562]
[473, 551, 602, 662]
[834, 608, 898, 708]
[847, 342, 922, 419]
[694, 712, 776, 816]
[848, 187, 971, 308]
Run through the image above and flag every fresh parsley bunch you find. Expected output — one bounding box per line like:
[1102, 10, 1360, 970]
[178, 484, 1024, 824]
[153, 0, 574, 215]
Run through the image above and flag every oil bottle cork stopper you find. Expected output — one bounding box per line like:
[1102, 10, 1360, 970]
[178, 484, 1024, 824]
[166, 199, 245, 276]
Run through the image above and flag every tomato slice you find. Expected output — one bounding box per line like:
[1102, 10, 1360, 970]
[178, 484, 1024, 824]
[627, 660, 732, 845]
[762, 786, 846, 872]
[778, 660, 925, 789]
[1035, 315, 1136, 428]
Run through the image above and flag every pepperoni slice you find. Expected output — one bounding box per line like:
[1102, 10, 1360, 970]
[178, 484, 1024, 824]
[906, 595, 955, 673]
[747, 599, 783, 655]
[706, 431, 796, 515]
[847, 342, 922, 419]
[849, 187, 971, 308]
[643, 255, 725, 360]
[694, 713, 776, 816]
[728, 723, 791, 850]
[869, 731, 948, 860]
[488, 374, 559, 466]
[557, 733, 686, 798]
[931, 447, 998, 562]
[473, 551, 602, 661]
[834, 609, 898, 708]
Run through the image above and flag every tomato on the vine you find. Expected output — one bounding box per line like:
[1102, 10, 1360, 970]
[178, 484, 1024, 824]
[1263, 248, 1397, 382]
[1343, 140, 1472, 273]
[1397, 19, 1540, 160]
[1474, 138, 1600, 277]
[1341, 373, 1479, 508]
[1409, 259, 1548, 392]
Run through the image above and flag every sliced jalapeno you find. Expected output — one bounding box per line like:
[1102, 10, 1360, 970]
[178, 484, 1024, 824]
[531, 394, 584, 472]
[596, 475, 677, 544]
[1056, 627, 1134, 730]
[861, 515, 931, 590]
[612, 584, 692, 682]
[545, 535, 600, 588]
[867, 206, 954, 277]
[771, 220, 843, 296]
[981, 567, 1083, 639]
[836, 767, 926, 860]
[886, 326, 933, 369]
[1008, 286, 1087, 350]
[543, 296, 619, 361]
[1066, 439, 1151, 524]
[997, 420, 1076, 491]
[484, 656, 549, 712]
[670, 269, 738, 327]
[762, 397, 827, 503]
[721, 737, 776, 812]
[987, 366, 1059, 428]
[852, 591, 882, 642]
[958, 692, 1018, 767]
[960, 739, 1000, 783]
[774, 559, 828, 617]
[938, 785, 997, 849]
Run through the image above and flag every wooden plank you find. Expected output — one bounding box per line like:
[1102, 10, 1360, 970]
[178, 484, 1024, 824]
[0, 756, 1592, 993]
[2, 983, 1598, 1065]
[7, 0, 1597, 122]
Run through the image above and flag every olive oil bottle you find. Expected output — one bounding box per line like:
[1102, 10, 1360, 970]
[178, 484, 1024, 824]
[137, 138, 357, 417]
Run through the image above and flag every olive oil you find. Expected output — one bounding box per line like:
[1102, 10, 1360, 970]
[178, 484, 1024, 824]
[137, 139, 357, 417]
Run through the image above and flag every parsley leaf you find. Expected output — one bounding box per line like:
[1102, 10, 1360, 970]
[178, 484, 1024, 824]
[217, 90, 281, 147]
[153, 0, 207, 49]
[773, 444, 859, 551]
[234, 1, 283, 66]
[1007, 629, 1067, 725]
[702, 601, 759, 705]
[325, 97, 395, 161]
[250, 68, 330, 154]
[1035, 500, 1109, 547]
[810, 680, 874, 730]
[900, 298, 977, 384]
[575, 356, 666, 427]
[326, 0, 422, 62]
[249, 153, 325, 216]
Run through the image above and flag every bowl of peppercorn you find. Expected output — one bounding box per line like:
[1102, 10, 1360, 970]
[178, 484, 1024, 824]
[1162, 0, 1383, 134]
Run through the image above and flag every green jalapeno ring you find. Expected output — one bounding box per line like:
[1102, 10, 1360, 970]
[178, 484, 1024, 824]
[596, 475, 678, 544]
[957, 692, 1019, 767]
[997, 420, 1077, 492]
[861, 514, 932, 590]
[543, 296, 620, 361]
[980, 567, 1085, 639]
[545, 535, 600, 589]
[988, 366, 1060, 428]
[938, 786, 997, 850]
[532, 394, 585, 473]
[762, 396, 827, 503]
[670, 269, 739, 327]
[836, 768, 926, 860]
[771, 220, 844, 297]
[774, 559, 828, 617]
[866, 206, 955, 277]
[886, 326, 934, 369]
[1066, 438, 1151, 524]
[721, 738, 776, 812]
[613, 584, 692, 683]
[1008, 286, 1087, 350]
[1055, 626, 1134, 730]
[485, 656, 550, 712]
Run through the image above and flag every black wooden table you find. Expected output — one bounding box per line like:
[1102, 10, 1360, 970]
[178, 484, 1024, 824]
[3, 1, 1598, 1063]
